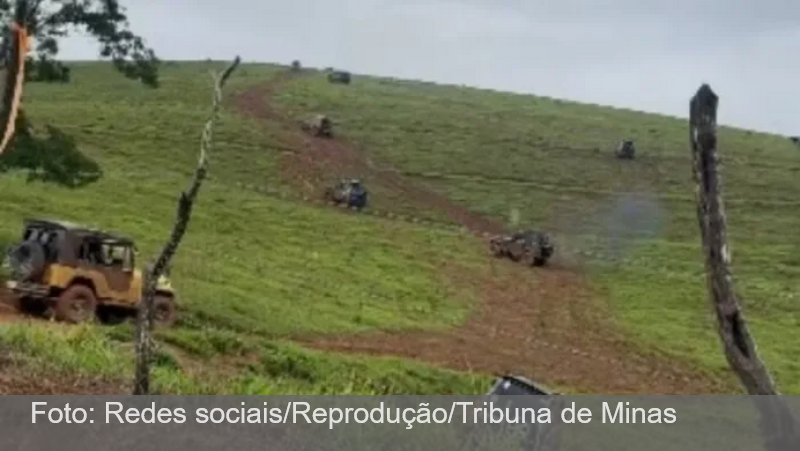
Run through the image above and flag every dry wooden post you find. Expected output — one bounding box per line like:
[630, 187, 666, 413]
[689, 84, 799, 450]
[133, 56, 240, 395]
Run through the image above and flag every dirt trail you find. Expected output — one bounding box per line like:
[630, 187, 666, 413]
[232, 71, 732, 395]
[234, 75, 507, 235]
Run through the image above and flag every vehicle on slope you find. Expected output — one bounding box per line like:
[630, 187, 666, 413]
[300, 114, 333, 138]
[2, 218, 178, 325]
[327, 70, 351, 84]
[616, 139, 636, 159]
[323, 178, 368, 210]
[489, 230, 554, 267]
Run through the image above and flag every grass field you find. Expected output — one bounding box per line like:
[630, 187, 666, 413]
[0, 62, 488, 394]
[0, 61, 798, 394]
[272, 72, 800, 392]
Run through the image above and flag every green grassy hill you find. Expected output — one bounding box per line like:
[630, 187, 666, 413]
[0, 61, 797, 394]
[273, 70, 800, 391]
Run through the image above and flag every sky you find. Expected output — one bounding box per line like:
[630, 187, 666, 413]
[57, 0, 800, 136]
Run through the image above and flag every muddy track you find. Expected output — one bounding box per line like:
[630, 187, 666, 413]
[232, 74, 508, 236]
[237, 71, 730, 394]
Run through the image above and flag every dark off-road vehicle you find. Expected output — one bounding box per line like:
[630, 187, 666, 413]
[490, 230, 554, 267]
[2, 219, 178, 325]
[616, 139, 636, 159]
[327, 70, 351, 85]
[487, 374, 555, 396]
[300, 114, 333, 138]
[477, 375, 564, 451]
[324, 179, 368, 210]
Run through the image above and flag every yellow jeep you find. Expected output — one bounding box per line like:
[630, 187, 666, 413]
[2, 218, 177, 325]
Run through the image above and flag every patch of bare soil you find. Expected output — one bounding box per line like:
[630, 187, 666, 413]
[237, 72, 733, 394]
[294, 261, 730, 394]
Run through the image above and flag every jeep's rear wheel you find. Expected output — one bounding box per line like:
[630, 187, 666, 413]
[490, 241, 504, 257]
[522, 245, 541, 267]
[55, 285, 97, 324]
[507, 247, 523, 262]
[152, 295, 176, 327]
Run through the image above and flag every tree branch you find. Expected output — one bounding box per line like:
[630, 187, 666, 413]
[689, 83, 799, 450]
[0, 0, 29, 156]
[132, 55, 240, 395]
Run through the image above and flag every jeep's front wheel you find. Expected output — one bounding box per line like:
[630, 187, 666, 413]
[152, 295, 177, 327]
[55, 285, 97, 324]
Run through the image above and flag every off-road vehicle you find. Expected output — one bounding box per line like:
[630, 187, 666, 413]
[477, 374, 564, 451]
[327, 70, 351, 84]
[323, 178, 368, 210]
[616, 139, 636, 159]
[490, 230, 554, 267]
[487, 374, 555, 396]
[300, 114, 333, 138]
[2, 218, 177, 325]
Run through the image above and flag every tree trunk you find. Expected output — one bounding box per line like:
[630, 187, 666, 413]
[689, 84, 799, 450]
[0, 0, 28, 156]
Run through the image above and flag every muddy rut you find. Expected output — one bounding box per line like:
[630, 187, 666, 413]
[232, 71, 731, 395]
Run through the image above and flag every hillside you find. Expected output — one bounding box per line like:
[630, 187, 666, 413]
[0, 61, 796, 394]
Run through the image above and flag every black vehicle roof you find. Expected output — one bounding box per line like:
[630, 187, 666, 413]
[24, 218, 134, 245]
[488, 374, 556, 395]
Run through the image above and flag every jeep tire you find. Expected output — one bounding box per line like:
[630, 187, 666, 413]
[55, 285, 97, 323]
[522, 249, 536, 266]
[152, 294, 177, 327]
[490, 240, 504, 257]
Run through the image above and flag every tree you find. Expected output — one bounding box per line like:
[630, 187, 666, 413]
[0, 0, 160, 87]
[0, 1, 157, 182]
[133, 56, 240, 395]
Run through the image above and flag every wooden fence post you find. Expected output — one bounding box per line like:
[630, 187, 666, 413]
[689, 83, 799, 450]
